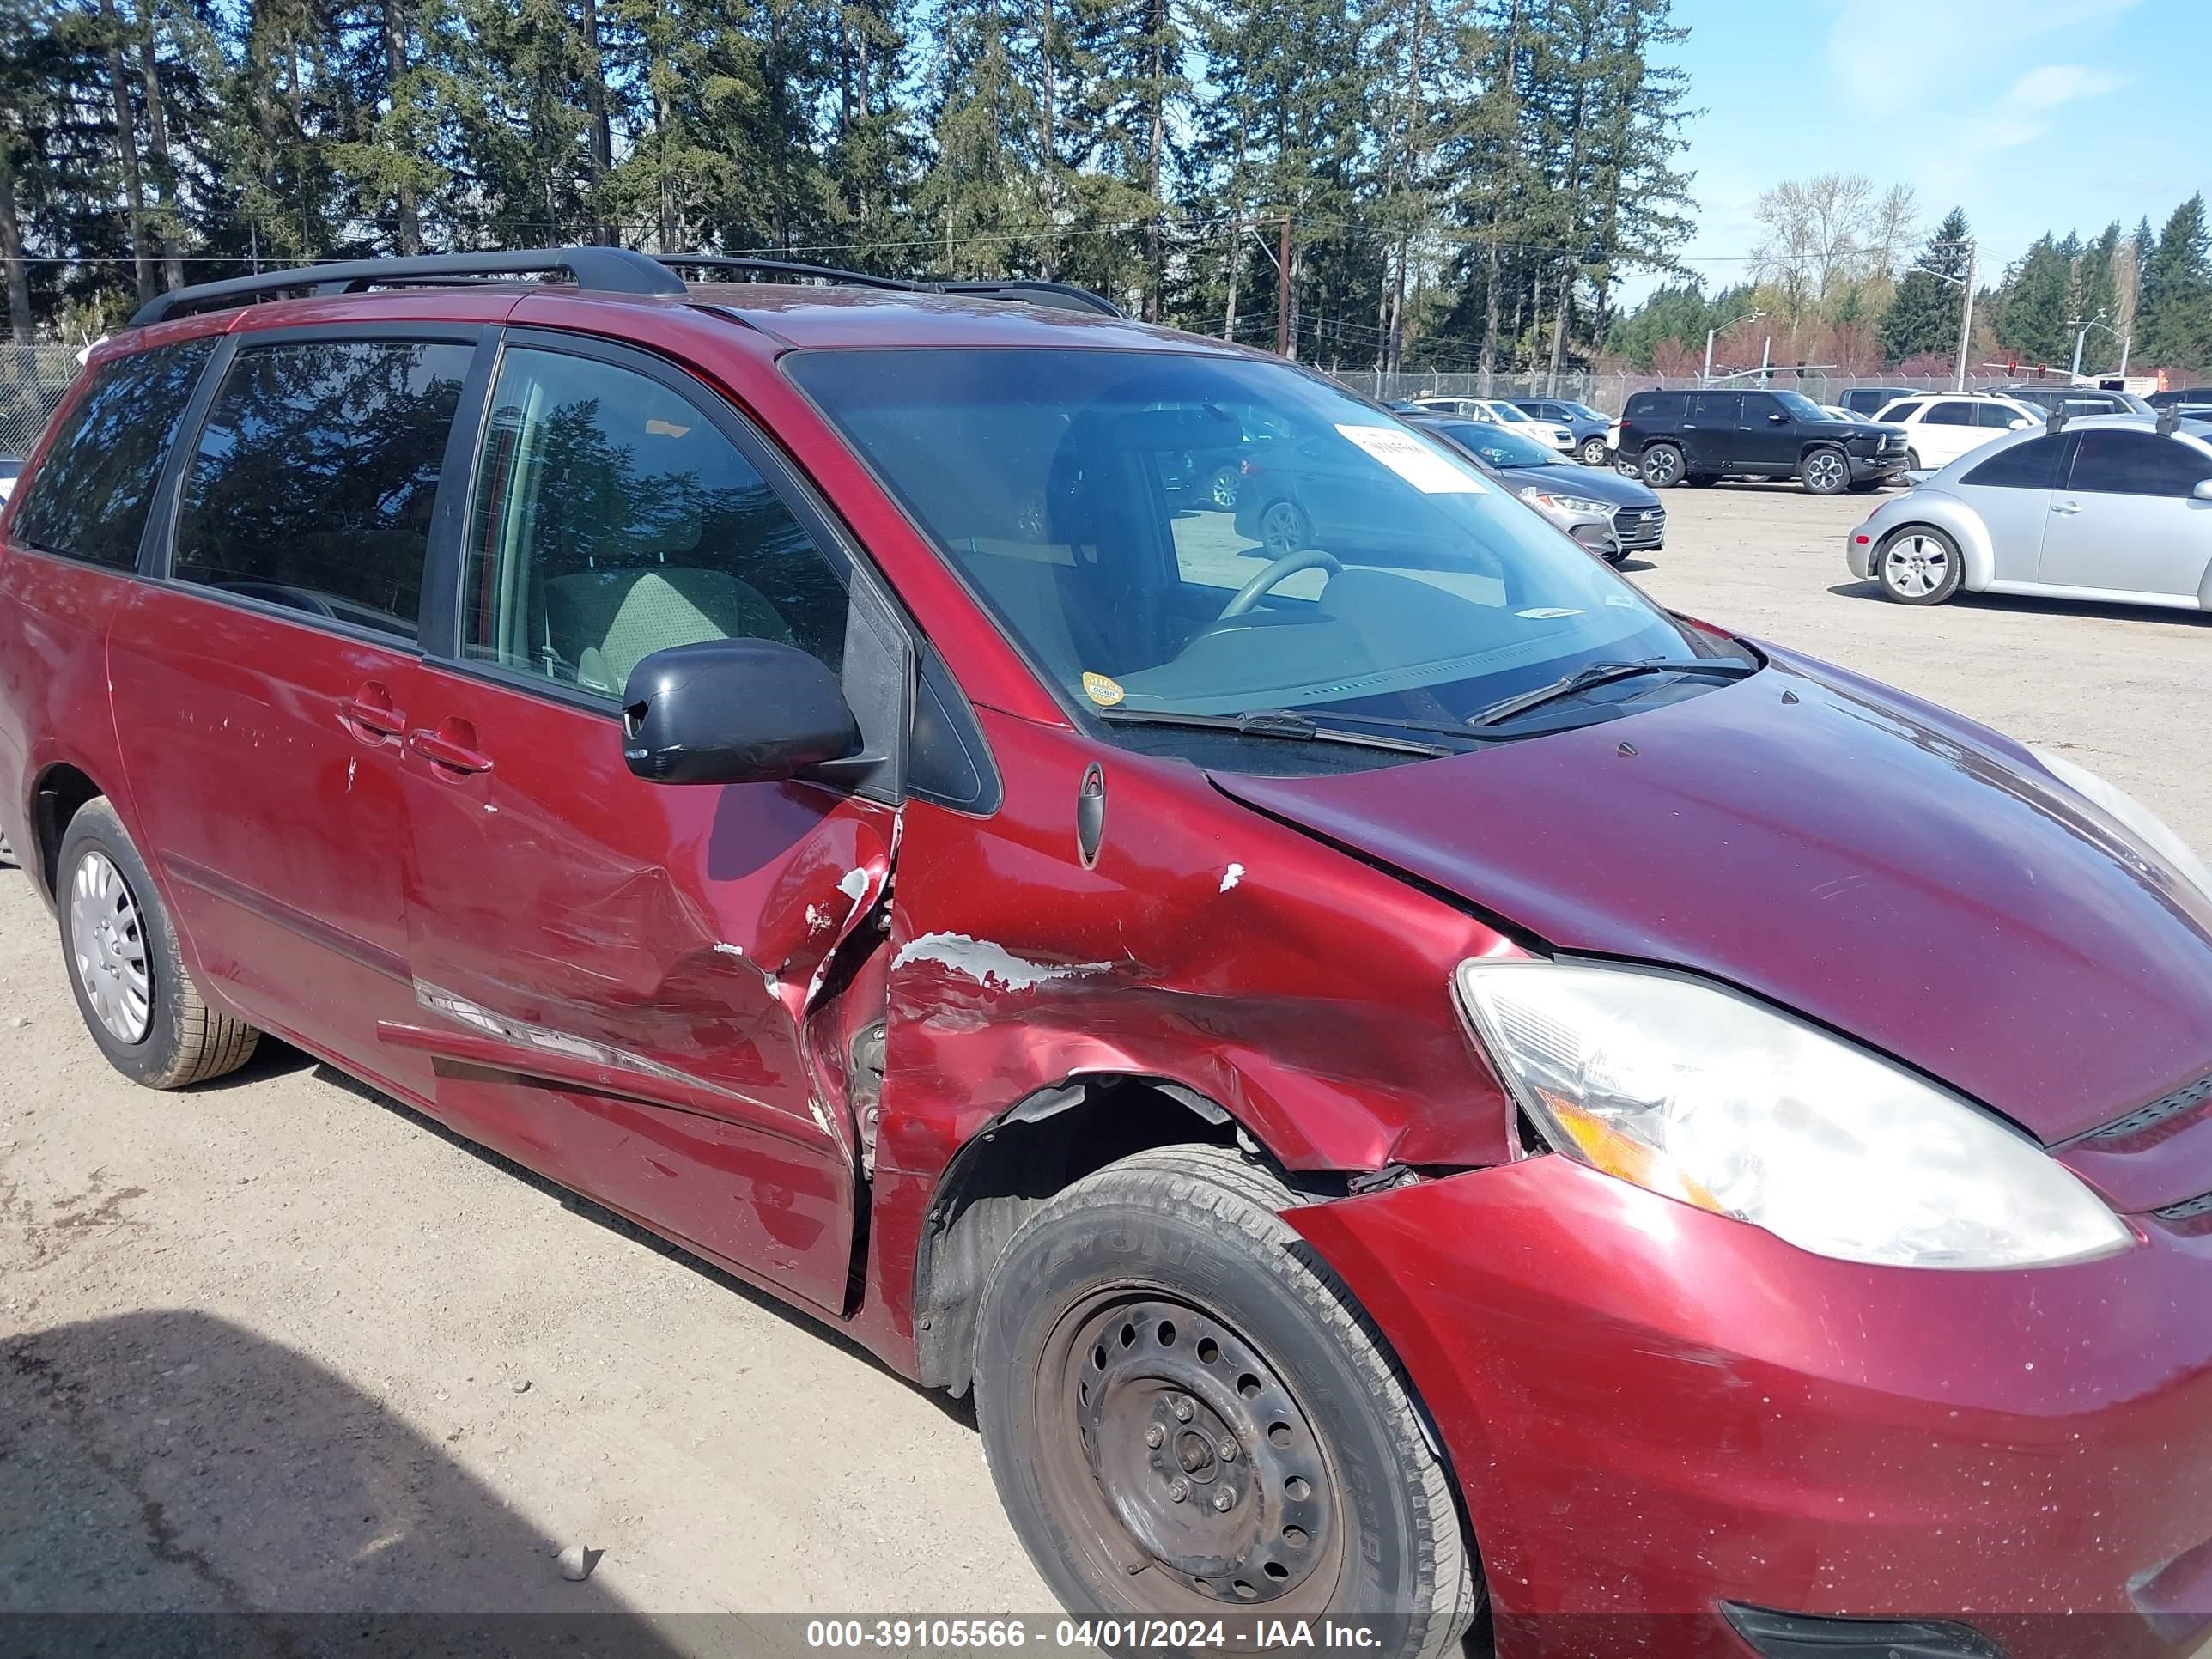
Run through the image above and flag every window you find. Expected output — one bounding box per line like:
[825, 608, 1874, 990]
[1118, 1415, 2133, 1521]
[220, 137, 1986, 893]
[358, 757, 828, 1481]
[1977, 402, 2030, 428]
[1962, 434, 2065, 490]
[1771, 391, 1827, 422]
[1688, 392, 1741, 422]
[1627, 392, 1685, 418]
[13, 340, 214, 570]
[1925, 402, 1976, 426]
[173, 340, 471, 638]
[2067, 430, 2212, 497]
[464, 348, 848, 697]
[1879, 401, 1926, 424]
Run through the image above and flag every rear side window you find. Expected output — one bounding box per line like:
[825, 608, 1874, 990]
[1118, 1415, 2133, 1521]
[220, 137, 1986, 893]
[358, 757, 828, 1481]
[1962, 434, 2065, 490]
[462, 347, 848, 697]
[1879, 401, 1925, 424]
[173, 339, 472, 640]
[2067, 430, 2212, 497]
[1626, 392, 1684, 418]
[13, 340, 214, 570]
[1925, 402, 1976, 426]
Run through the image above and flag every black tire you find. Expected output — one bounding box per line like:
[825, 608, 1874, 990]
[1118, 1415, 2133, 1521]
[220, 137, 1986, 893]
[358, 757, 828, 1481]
[1639, 442, 1685, 488]
[1874, 526, 1965, 606]
[1255, 498, 1310, 556]
[1686, 472, 1721, 487]
[1846, 479, 1881, 494]
[975, 1145, 1478, 1658]
[1799, 445, 1850, 495]
[56, 798, 258, 1088]
[1577, 435, 1609, 466]
[1905, 447, 1923, 472]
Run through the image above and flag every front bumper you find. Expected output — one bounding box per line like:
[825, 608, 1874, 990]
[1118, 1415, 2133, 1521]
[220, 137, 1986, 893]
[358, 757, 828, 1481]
[1846, 449, 1905, 482]
[1290, 1157, 2212, 1659]
[1612, 503, 1666, 551]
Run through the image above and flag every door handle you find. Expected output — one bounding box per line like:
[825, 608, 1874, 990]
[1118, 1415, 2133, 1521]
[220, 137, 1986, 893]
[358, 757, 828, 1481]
[339, 684, 407, 739]
[406, 721, 494, 775]
[2051, 501, 2081, 515]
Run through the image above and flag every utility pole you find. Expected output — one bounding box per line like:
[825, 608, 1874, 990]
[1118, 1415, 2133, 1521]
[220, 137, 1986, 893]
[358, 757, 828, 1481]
[1953, 239, 1977, 392]
[1275, 215, 1291, 360]
[1702, 328, 1716, 386]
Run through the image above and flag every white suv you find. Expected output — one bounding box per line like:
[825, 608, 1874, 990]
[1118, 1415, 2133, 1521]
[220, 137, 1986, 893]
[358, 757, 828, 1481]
[1872, 393, 2043, 472]
[1409, 398, 1575, 453]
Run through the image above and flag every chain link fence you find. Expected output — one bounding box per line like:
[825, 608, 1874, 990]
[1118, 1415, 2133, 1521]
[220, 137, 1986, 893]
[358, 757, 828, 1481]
[0, 345, 84, 460]
[1335, 370, 2037, 416]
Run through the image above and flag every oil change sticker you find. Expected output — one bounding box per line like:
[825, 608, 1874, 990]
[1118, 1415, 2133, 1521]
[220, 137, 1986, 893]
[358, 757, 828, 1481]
[1082, 672, 1126, 706]
[1334, 423, 1487, 494]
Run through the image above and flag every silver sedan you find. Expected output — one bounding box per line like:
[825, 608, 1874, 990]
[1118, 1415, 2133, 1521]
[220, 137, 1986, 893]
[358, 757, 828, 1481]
[1846, 414, 2212, 609]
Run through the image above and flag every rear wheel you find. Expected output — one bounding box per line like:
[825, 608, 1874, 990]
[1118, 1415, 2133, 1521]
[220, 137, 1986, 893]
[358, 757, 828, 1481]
[1640, 443, 1685, 488]
[1578, 435, 1609, 465]
[1875, 526, 1964, 605]
[975, 1146, 1478, 1658]
[57, 799, 258, 1088]
[1256, 499, 1310, 556]
[1800, 446, 1849, 495]
[1905, 447, 1923, 472]
[1206, 465, 1242, 510]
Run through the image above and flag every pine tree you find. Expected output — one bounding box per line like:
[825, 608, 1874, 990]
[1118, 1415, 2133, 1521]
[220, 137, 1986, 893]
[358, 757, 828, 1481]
[2136, 193, 2212, 373]
[1993, 234, 2069, 368]
[1881, 207, 1968, 366]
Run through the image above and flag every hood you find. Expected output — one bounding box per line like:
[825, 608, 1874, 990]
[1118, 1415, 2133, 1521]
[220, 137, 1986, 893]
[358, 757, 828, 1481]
[1214, 651, 2212, 1144]
[1504, 463, 1656, 508]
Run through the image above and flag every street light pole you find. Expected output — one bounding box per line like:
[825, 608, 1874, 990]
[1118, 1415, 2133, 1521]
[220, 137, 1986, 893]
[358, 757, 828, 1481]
[1953, 239, 1976, 392]
[1703, 327, 1715, 385]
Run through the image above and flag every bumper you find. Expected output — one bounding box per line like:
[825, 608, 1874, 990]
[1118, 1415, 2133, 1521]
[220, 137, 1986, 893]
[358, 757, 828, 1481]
[1848, 451, 1906, 482]
[1612, 506, 1667, 552]
[1289, 1157, 2212, 1659]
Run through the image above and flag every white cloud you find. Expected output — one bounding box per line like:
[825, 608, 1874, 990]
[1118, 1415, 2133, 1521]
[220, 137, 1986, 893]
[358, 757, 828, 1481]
[1824, 0, 2138, 118]
[2002, 63, 2129, 111]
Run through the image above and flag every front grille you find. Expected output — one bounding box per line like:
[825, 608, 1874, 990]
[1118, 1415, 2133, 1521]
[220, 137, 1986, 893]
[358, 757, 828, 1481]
[1612, 505, 1666, 548]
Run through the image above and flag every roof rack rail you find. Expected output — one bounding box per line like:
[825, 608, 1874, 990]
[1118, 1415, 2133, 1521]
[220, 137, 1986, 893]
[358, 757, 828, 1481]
[937, 279, 1123, 317]
[654, 254, 923, 292]
[129, 246, 686, 328]
[659, 253, 1122, 317]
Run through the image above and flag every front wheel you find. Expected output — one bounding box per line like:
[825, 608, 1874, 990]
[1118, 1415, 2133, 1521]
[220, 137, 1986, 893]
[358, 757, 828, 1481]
[975, 1146, 1478, 1657]
[1255, 499, 1311, 557]
[1800, 446, 1850, 495]
[1640, 443, 1684, 488]
[1579, 435, 1609, 466]
[1875, 526, 1964, 605]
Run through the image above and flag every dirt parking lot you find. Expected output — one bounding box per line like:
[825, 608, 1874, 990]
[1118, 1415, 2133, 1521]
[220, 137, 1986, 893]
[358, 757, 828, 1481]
[3, 481, 2208, 1639]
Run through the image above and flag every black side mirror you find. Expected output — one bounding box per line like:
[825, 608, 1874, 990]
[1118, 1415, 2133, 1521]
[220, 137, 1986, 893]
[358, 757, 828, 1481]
[621, 638, 860, 785]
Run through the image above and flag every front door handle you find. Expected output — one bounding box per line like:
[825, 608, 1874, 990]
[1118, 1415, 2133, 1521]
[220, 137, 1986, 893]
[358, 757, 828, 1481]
[407, 720, 494, 775]
[2051, 501, 2081, 515]
[339, 683, 407, 739]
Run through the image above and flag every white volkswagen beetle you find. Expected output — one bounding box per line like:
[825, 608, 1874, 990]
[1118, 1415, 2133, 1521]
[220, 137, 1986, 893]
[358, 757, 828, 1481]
[1847, 413, 2212, 608]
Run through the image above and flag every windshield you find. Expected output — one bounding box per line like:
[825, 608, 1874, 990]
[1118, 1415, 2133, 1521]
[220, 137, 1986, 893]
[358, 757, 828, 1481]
[1774, 390, 1828, 421]
[1486, 402, 1534, 423]
[1564, 403, 1605, 422]
[1428, 421, 1559, 470]
[788, 348, 1716, 752]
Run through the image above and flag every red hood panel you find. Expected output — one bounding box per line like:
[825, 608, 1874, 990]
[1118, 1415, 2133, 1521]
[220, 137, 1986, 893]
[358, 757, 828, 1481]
[1213, 651, 2212, 1144]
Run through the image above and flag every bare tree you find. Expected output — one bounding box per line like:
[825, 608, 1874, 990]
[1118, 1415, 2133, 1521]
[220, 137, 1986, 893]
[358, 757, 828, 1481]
[1750, 173, 1914, 322]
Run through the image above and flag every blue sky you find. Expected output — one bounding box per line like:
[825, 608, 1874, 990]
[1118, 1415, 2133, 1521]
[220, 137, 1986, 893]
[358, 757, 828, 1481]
[1641, 0, 2204, 300]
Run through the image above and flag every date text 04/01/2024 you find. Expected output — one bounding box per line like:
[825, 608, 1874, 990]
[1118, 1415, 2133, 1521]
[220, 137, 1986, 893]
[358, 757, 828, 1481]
[803, 1618, 1390, 1649]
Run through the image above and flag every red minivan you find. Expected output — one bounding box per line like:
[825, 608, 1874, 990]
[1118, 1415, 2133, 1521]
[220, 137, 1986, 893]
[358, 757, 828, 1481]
[4, 250, 2212, 1659]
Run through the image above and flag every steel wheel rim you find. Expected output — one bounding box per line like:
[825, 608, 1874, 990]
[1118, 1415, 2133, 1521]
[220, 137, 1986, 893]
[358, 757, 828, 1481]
[70, 848, 152, 1043]
[1644, 448, 1678, 484]
[1883, 535, 1948, 598]
[1035, 1289, 1346, 1613]
[1807, 453, 1844, 490]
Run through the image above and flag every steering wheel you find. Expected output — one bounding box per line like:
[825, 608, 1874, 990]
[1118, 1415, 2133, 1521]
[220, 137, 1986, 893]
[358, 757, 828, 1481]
[1217, 549, 1343, 621]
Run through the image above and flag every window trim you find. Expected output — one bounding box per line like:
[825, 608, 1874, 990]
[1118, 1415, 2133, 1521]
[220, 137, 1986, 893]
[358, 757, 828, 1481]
[144, 321, 496, 658]
[2063, 428, 2212, 498]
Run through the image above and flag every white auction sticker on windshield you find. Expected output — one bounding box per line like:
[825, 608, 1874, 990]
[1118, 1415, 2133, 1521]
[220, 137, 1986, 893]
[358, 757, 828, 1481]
[1334, 424, 1487, 494]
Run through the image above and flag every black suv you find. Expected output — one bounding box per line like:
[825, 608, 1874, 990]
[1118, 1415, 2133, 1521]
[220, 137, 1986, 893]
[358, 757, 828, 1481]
[1838, 386, 1917, 418]
[1616, 387, 1908, 494]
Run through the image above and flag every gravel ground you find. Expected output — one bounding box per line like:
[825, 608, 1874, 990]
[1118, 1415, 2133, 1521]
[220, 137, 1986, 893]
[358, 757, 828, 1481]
[1, 480, 2206, 1642]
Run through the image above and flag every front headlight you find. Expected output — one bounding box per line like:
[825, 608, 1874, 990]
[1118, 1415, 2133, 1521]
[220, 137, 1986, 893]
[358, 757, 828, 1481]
[1518, 486, 1616, 518]
[2032, 748, 2212, 902]
[1455, 960, 2131, 1269]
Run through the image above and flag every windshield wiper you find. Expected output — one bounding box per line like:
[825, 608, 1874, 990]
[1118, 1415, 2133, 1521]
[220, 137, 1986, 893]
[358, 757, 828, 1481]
[1468, 656, 1758, 729]
[1096, 707, 1458, 757]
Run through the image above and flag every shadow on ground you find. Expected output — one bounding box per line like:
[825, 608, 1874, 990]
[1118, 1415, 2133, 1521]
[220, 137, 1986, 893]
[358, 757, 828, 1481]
[1827, 579, 2212, 625]
[0, 1310, 723, 1655]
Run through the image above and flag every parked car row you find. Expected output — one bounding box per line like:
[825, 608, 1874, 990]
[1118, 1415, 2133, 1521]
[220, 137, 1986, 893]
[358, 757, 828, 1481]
[1612, 386, 1911, 494]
